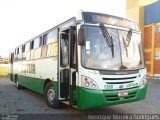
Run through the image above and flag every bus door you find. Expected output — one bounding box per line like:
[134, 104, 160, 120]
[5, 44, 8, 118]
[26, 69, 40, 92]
[59, 32, 69, 99]
[58, 18, 77, 106]
[10, 52, 14, 81]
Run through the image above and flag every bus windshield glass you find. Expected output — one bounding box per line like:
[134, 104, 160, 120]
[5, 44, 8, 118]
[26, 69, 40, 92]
[82, 26, 145, 70]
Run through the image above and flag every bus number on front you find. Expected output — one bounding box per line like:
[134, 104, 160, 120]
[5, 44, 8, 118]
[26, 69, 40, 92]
[104, 84, 113, 90]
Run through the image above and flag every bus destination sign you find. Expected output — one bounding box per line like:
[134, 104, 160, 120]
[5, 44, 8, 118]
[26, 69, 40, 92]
[82, 12, 139, 31]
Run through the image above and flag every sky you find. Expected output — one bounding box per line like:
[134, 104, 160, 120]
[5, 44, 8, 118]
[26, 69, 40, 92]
[0, 0, 126, 57]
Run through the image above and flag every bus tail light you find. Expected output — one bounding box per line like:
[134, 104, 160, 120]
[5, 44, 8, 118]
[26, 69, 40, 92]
[81, 76, 99, 90]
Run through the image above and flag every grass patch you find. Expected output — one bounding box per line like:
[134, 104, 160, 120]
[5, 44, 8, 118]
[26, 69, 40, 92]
[0, 67, 9, 77]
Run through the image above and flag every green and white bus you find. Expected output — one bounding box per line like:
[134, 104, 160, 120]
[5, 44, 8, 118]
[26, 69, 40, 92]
[9, 11, 147, 109]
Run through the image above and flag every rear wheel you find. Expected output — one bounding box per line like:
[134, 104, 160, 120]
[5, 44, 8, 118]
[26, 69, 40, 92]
[44, 82, 59, 108]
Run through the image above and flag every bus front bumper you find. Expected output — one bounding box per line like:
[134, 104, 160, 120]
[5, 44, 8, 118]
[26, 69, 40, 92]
[77, 84, 147, 110]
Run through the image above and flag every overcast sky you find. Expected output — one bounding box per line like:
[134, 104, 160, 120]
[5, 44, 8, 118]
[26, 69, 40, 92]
[0, 0, 126, 57]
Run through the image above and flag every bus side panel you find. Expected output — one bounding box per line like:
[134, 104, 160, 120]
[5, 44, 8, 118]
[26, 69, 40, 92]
[17, 75, 58, 95]
[12, 57, 58, 94]
[18, 75, 45, 94]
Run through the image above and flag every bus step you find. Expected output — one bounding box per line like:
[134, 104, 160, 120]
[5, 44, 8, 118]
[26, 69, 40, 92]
[61, 101, 70, 105]
[61, 101, 77, 108]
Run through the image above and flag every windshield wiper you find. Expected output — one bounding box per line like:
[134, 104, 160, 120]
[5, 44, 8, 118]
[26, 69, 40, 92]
[100, 23, 114, 58]
[122, 29, 133, 57]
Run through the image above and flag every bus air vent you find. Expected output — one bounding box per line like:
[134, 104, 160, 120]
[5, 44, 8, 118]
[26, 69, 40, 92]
[105, 81, 134, 84]
[102, 76, 137, 80]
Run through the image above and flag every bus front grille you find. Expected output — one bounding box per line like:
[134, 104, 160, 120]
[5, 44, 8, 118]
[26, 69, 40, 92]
[102, 76, 137, 80]
[105, 91, 137, 101]
[102, 76, 137, 84]
[105, 80, 134, 84]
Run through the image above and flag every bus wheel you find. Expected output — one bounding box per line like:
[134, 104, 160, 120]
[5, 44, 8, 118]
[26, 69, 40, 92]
[44, 82, 59, 109]
[15, 75, 22, 89]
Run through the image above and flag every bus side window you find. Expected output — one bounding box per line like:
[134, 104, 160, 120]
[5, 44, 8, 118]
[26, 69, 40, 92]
[25, 42, 31, 60]
[22, 44, 26, 60]
[30, 41, 34, 49]
[19, 47, 23, 61]
[60, 34, 69, 67]
[30, 40, 35, 59]
[14, 49, 17, 61]
[39, 36, 43, 46]
[17, 47, 21, 61]
[33, 38, 40, 49]
[42, 34, 48, 58]
[17, 48, 19, 55]
[33, 37, 41, 59]
[47, 30, 58, 57]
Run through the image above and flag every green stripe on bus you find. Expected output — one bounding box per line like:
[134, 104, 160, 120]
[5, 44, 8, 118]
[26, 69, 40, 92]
[77, 85, 147, 110]
[11, 74, 58, 96]
[18, 75, 45, 94]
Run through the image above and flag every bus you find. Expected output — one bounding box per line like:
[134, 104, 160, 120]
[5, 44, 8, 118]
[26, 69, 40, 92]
[9, 11, 147, 110]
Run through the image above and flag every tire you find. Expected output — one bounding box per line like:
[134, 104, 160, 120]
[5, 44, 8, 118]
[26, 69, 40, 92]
[44, 82, 59, 108]
[15, 75, 22, 89]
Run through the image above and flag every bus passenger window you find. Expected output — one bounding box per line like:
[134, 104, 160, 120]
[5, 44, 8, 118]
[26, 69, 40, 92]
[25, 43, 30, 52]
[60, 34, 68, 66]
[30, 41, 34, 49]
[22, 45, 25, 53]
[17, 48, 19, 61]
[17, 47, 22, 61]
[30, 41, 35, 59]
[51, 42, 57, 56]
[43, 34, 48, 45]
[39, 36, 42, 46]
[14, 49, 17, 61]
[47, 44, 52, 57]
[33, 37, 41, 59]
[25, 43, 30, 60]
[17, 48, 19, 54]
[47, 30, 57, 44]
[22, 45, 26, 60]
[33, 38, 40, 49]
[15, 49, 16, 55]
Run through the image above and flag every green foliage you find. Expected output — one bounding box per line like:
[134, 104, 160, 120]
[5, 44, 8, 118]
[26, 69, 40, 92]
[2, 61, 9, 64]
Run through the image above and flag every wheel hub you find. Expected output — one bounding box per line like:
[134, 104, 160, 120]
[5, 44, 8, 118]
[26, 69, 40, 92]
[47, 88, 55, 103]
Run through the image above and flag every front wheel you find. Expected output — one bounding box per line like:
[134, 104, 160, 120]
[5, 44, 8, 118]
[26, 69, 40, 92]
[44, 82, 59, 108]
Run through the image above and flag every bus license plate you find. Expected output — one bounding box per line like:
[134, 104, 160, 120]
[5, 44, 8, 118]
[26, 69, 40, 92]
[118, 91, 128, 97]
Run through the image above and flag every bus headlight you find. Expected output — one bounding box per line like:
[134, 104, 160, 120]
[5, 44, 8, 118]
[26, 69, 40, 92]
[81, 76, 99, 90]
[139, 75, 147, 86]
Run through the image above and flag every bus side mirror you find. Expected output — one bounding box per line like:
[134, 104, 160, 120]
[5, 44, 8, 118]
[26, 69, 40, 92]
[78, 28, 85, 45]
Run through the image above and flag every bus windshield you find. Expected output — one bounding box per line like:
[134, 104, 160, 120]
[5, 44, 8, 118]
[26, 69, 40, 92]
[82, 25, 145, 70]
